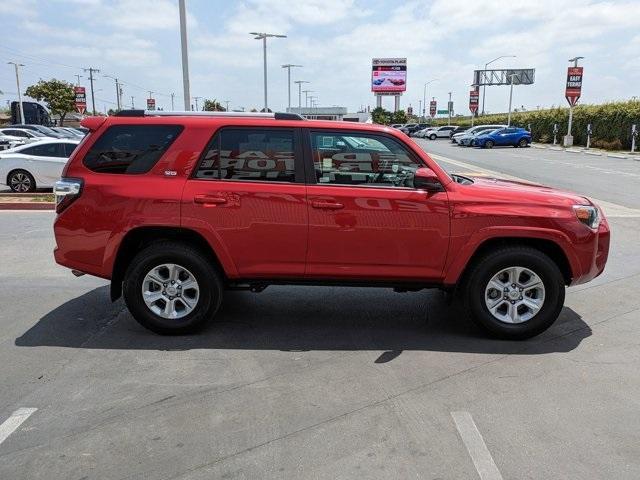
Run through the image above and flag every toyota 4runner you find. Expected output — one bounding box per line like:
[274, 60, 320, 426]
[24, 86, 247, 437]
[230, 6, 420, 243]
[53, 111, 610, 339]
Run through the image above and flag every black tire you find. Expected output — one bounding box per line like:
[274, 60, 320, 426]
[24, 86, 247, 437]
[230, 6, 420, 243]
[461, 246, 565, 340]
[8, 169, 36, 193]
[518, 138, 528, 148]
[429, 134, 437, 140]
[484, 140, 494, 149]
[123, 241, 223, 335]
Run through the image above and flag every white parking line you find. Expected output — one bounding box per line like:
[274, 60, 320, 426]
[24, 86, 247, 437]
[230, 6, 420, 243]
[451, 411, 503, 480]
[0, 408, 37, 446]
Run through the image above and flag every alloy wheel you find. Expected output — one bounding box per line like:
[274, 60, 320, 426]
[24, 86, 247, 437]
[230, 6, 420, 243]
[10, 172, 32, 192]
[141, 263, 200, 319]
[484, 266, 545, 324]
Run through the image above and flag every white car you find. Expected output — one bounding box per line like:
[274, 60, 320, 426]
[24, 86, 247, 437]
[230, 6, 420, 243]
[425, 126, 458, 140]
[414, 127, 437, 138]
[452, 124, 507, 145]
[0, 139, 80, 192]
[0, 135, 27, 150]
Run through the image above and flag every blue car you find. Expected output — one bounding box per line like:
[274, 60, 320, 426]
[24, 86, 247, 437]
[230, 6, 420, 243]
[473, 127, 531, 148]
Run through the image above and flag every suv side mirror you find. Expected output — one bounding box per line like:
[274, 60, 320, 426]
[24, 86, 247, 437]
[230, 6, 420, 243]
[413, 167, 444, 192]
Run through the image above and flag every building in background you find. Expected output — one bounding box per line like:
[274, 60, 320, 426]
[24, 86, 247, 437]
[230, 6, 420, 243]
[287, 106, 348, 121]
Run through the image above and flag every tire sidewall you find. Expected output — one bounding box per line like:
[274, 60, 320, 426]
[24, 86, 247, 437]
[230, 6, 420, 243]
[9, 170, 35, 193]
[465, 249, 565, 339]
[123, 246, 222, 334]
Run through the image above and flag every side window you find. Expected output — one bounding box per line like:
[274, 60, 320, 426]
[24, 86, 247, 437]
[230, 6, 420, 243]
[23, 143, 60, 157]
[63, 143, 78, 157]
[5, 129, 28, 137]
[83, 125, 183, 174]
[311, 132, 421, 188]
[195, 128, 296, 182]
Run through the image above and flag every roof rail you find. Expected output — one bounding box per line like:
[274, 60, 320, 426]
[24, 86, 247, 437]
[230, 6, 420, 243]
[114, 110, 305, 120]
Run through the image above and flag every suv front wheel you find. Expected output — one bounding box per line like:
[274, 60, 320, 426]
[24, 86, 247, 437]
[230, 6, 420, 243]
[462, 246, 565, 339]
[123, 241, 223, 335]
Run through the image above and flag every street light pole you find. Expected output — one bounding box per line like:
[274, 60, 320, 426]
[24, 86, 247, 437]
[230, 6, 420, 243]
[179, 0, 191, 111]
[422, 78, 438, 122]
[480, 55, 516, 115]
[250, 32, 287, 112]
[294, 80, 309, 109]
[302, 90, 313, 108]
[7, 62, 25, 124]
[282, 64, 302, 110]
[223, 100, 230, 111]
[448, 92, 452, 126]
[507, 74, 517, 126]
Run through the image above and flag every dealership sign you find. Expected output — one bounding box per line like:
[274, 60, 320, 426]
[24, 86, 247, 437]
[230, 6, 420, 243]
[74, 86, 86, 114]
[565, 66, 583, 106]
[429, 100, 437, 117]
[371, 58, 407, 93]
[469, 90, 479, 114]
[147, 98, 156, 110]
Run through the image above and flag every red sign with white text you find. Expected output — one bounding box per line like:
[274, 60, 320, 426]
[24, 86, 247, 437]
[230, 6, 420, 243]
[74, 86, 86, 114]
[429, 100, 437, 117]
[565, 66, 583, 106]
[469, 90, 479, 113]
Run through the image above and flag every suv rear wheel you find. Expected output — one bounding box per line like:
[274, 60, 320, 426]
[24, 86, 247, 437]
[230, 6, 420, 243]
[461, 246, 565, 339]
[123, 241, 222, 335]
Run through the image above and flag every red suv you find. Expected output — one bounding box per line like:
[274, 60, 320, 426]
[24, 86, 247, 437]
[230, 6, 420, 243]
[53, 111, 610, 339]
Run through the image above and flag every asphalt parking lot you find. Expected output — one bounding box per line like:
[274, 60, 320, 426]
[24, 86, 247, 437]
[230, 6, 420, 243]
[1, 141, 639, 479]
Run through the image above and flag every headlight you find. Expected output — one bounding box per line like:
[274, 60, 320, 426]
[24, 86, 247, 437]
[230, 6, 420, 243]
[573, 205, 600, 229]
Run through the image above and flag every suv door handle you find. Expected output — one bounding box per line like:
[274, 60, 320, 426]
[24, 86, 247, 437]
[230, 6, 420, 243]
[311, 200, 344, 210]
[194, 194, 227, 205]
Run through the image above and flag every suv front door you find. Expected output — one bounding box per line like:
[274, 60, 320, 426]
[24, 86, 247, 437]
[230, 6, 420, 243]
[304, 130, 450, 281]
[183, 127, 308, 278]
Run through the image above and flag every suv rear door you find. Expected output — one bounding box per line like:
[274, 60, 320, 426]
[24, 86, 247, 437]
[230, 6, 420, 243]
[304, 130, 449, 281]
[183, 126, 308, 278]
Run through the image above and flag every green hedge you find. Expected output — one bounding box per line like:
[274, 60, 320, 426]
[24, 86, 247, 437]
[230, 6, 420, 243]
[429, 100, 640, 150]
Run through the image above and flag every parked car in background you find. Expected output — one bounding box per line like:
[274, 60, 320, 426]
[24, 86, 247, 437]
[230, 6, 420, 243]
[398, 123, 417, 134]
[0, 139, 80, 192]
[473, 127, 531, 149]
[52, 110, 609, 340]
[449, 126, 469, 142]
[0, 127, 53, 143]
[407, 123, 429, 136]
[426, 126, 458, 140]
[390, 124, 405, 129]
[414, 126, 437, 138]
[52, 127, 83, 138]
[8, 124, 65, 138]
[454, 125, 507, 146]
[0, 135, 26, 150]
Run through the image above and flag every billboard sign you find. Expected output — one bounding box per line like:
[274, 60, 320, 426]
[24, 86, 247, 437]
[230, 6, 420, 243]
[429, 100, 437, 117]
[469, 90, 479, 113]
[74, 86, 86, 114]
[147, 98, 156, 110]
[371, 58, 407, 93]
[565, 66, 583, 106]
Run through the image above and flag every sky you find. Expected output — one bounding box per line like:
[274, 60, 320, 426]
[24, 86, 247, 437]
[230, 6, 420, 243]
[0, 0, 639, 115]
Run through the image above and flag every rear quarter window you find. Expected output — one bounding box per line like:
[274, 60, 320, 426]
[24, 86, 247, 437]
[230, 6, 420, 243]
[83, 125, 183, 174]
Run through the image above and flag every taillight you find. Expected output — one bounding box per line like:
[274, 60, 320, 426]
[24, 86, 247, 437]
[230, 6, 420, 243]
[54, 178, 83, 213]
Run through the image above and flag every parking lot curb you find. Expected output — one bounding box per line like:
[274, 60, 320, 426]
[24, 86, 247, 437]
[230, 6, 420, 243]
[584, 150, 603, 156]
[607, 153, 629, 159]
[0, 201, 54, 210]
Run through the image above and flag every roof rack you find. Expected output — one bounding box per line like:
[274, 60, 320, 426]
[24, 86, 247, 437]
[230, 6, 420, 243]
[114, 110, 305, 120]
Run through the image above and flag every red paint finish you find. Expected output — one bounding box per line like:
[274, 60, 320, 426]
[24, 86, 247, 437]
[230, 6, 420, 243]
[54, 114, 609, 290]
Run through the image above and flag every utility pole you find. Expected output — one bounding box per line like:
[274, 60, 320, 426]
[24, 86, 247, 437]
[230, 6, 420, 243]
[294, 80, 309, 109]
[303, 90, 313, 108]
[74, 74, 83, 86]
[178, 0, 191, 111]
[281, 64, 302, 110]
[223, 100, 230, 111]
[448, 91, 452, 126]
[104, 75, 121, 111]
[83, 67, 100, 115]
[7, 62, 25, 124]
[193, 96, 201, 111]
[170, 92, 175, 111]
[131, 96, 135, 108]
[250, 32, 287, 112]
